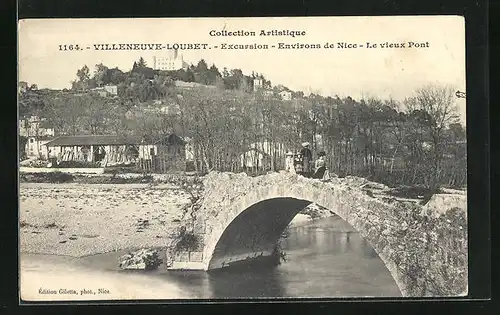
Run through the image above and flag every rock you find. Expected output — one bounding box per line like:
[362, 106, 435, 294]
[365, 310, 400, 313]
[342, 176, 369, 187]
[439, 188, 467, 196]
[420, 194, 467, 219]
[361, 181, 389, 191]
[119, 248, 162, 270]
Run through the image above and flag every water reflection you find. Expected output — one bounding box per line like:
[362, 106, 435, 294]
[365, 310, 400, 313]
[208, 266, 286, 298]
[21, 215, 401, 299]
[173, 215, 401, 298]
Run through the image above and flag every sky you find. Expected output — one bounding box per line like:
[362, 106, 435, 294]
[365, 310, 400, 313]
[18, 16, 466, 123]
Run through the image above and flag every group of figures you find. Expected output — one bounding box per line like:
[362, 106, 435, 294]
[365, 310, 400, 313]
[285, 142, 329, 179]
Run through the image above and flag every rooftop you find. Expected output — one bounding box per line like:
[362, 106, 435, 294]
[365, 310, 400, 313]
[39, 121, 54, 129]
[44, 134, 185, 147]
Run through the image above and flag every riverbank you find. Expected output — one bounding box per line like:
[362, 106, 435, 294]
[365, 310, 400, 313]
[19, 182, 192, 258]
[19, 183, 330, 258]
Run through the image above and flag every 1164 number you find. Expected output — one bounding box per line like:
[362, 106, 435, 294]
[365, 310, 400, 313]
[59, 44, 82, 51]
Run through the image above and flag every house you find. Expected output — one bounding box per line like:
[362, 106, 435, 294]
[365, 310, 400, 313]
[253, 77, 274, 98]
[240, 147, 272, 169]
[44, 135, 142, 165]
[279, 90, 293, 101]
[137, 134, 186, 172]
[91, 85, 118, 97]
[44, 134, 186, 172]
[25, 136, 55, 160]
[253, 78, 264, 92]
[19, 116, 55, 137]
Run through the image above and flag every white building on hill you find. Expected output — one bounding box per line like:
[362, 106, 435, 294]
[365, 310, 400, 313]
[279, 90, 293, 101]
[153, 49, 189, 71]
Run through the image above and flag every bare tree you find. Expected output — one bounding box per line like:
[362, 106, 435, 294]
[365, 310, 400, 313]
[404, 84, 460, 188]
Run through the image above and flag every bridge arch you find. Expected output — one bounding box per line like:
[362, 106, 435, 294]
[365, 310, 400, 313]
[197, 173, 409, 296]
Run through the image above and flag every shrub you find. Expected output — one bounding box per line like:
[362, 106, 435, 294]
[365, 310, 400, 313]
[48, 172, 75, 183]
[57, 161, 101, 168]
[19, 172, 74, 183]
[103, 166, 143, 174]
[172, 226, 202, 252]
[141, 175, 154, 183]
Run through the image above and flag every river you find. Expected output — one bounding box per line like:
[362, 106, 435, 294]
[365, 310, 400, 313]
[20, 215, 401, 301]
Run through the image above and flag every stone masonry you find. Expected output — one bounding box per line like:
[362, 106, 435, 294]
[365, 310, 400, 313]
[171, 171, 468, 297]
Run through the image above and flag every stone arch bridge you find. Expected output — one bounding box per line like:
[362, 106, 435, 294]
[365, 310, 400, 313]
[169, 172, 467, 297]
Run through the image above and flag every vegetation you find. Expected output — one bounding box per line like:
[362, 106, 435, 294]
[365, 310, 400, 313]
[19, 135, 28, 160]
[171, 226, 202, 252]
[56, 161, 101, 168]
[19, 172, 75, 183]
[19, 57, 466, 189]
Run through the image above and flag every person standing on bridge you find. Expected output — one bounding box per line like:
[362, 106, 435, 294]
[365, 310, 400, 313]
[300, 142, 313, 178]
[285, 151, 296, 173]
[312, 151, 327, 179]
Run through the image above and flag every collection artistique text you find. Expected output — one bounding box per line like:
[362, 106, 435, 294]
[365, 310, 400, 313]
[209, 29, 306, 37]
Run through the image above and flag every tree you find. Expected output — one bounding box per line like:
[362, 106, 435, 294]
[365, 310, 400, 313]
[208, 64, 221, 84]
[73, 65, 91, 91]
[18, 90, 45, 116]
[94, 63, 110, 87]
[77, 65, 90, 82]
[109, 67, 126, 85]
[83, 93, 117, 134]
[447, 123, 466, 142]
[45, 94, 86, 135]
[404, 84, 460, 188]
[137, 57, 147, 68]
[195, 59, 208, 72]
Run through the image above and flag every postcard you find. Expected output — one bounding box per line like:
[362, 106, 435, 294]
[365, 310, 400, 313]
[18, 16, 467, 301]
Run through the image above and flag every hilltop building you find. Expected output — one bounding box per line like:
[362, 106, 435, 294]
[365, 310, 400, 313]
[253, 78, 264, 92]
[153, 49, 190, 71]
[279, 90, 293, 101]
